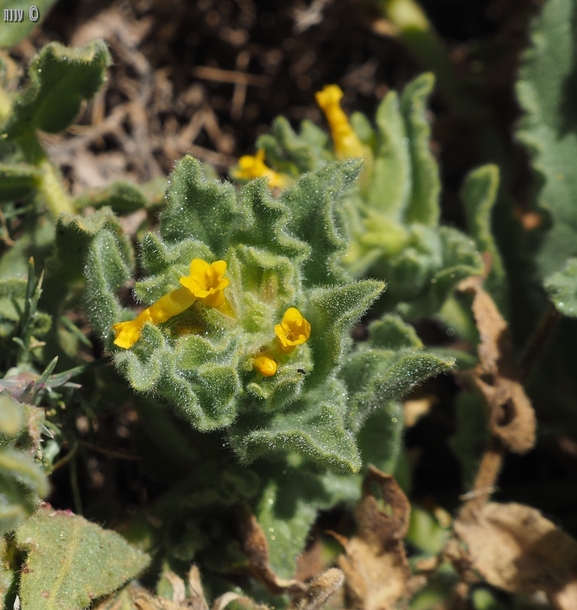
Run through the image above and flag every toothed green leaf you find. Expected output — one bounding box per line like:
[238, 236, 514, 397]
[232, 378, 361, 474]
[307, 279, 384, 384]
[162, 156, 238, 256]
[516, 0, 577, 278]
[282, 160, 361, 286]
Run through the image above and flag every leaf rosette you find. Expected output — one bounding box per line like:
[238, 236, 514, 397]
[82, 156, 452, 474]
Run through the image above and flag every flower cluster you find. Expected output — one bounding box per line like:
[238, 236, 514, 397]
[253, 307, 312, 377]
[113, 257, 311, 379]
[113, 258, 231, 349]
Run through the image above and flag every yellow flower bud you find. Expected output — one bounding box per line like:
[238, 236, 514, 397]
[254, 355, 278, 377]
[315, 84, 364, 159]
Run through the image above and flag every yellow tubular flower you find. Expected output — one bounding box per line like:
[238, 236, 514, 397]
[315, 84, 364, 159]
[253, 355, 278, 377]
[275, 307, 311, 353]
[179, 258, 230, 309]
[113, 287, 196, 349]
[113, 259, 232, 349]
[232, 149, 289, 189]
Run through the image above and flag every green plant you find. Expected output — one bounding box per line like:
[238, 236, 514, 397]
[235, 74, 504, 325]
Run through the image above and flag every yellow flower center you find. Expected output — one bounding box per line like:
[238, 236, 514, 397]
[274, 307, 311, 352]
[179, 259, 230, 308]
[315, 84, 364, 159]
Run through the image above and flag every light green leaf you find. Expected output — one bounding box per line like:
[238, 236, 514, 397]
[16, 508, 150, 610]
[74, 181, 151, 215]
[400, 72, 440, 226]
[461, 164, 506, 307]
[369, 89, 410, 218]
[544, 257, 577, 317]
[0, 447, 48, 533]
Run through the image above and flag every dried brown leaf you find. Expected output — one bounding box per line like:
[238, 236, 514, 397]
[336, 466, 411, 610]
[236, 506, 344, 610]
[236, 505, 301, 595]
[295, 532, 325, 582]
[291, 568, 345, 610]
[454, 502, 577, 609]
[458, 275, 536, 453]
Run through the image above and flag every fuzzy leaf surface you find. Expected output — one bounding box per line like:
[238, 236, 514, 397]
[516, 0, 577, 278]
[4, 40, 111, 138]
[545, 257, 577, 317]
[0, 448, 48, 533]
[16, 508, 150, 609]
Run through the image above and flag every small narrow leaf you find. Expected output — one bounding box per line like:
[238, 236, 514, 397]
[0, 163, 40, 202]
[400, 73, 440, 226]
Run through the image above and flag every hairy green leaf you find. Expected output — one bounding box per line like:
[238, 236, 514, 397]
[4, 40, 111, 139]
[516, 0, 577, 278]
[545, 257, 577, 317]
[16, 508, 150, 609]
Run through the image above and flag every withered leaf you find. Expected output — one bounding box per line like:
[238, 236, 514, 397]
[454, 502, 577, 609]
[291, 568, 345, 610]
[458, 275, 536, 453]
[336, 466, 411, 610]
[236, 505, 344, 610]
[237, 504, 300, 594]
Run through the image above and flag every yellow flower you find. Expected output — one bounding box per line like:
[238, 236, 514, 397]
[315, 84, 364, 159]
[113, 287, 196, 349]
[113, 258, 231, 349]
[253, 354, 277, 377]
[232, 149, 289, 189]
[275, 307, 311, 352]
[179, 258, 230, 309]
